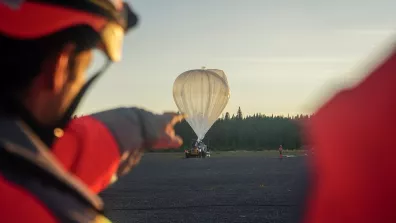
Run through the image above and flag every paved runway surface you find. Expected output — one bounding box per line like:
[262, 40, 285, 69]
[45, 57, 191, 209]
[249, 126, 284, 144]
[101, 153, 309, 223]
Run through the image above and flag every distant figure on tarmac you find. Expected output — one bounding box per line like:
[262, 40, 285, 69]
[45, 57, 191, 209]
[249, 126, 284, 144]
[279, 145, 283, 158]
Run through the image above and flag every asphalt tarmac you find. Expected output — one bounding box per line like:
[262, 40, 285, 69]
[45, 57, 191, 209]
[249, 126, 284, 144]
[101, 152, 309, 223]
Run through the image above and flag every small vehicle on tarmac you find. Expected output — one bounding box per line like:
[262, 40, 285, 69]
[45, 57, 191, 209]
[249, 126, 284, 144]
[185, 140, 210, 158]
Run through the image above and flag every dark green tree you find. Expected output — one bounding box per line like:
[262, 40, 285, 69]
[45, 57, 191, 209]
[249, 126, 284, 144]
[224, 112, 230, 121]
[236, 107, 243, 120]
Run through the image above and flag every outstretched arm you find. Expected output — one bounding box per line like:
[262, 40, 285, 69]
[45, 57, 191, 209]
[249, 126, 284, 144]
[52, 108, 183, 194]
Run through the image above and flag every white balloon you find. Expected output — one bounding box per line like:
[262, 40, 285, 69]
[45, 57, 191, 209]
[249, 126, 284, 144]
[173, 68, 230, 140]
[207, 69, 229, 86]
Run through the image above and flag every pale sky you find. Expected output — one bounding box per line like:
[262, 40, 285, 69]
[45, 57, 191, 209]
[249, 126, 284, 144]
[77, 0, 396, 116]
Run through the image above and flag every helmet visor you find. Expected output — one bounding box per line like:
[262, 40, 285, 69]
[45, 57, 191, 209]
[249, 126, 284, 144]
[99, 21, 124, 62]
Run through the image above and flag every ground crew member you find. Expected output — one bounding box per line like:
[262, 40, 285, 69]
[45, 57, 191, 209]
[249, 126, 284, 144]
[0, 0, 184, 222]
[279, 145, 283, 159]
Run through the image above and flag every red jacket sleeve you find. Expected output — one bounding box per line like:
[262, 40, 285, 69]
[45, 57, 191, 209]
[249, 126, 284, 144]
[304, 48, 396, 223]
[0, 175, 58, 223]
[52, 116, 121, 194]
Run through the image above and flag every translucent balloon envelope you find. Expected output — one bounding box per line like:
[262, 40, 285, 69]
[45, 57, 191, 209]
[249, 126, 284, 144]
[173, 68, 230, 141]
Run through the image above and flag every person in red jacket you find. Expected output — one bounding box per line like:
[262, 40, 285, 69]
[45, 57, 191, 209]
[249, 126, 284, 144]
[0, 1, 184, 222]
[303, 44, 396, 223]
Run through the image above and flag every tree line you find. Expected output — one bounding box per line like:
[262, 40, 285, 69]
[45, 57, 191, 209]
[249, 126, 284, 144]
[74, 107, 310, 151]
[173, 107, 310, 151]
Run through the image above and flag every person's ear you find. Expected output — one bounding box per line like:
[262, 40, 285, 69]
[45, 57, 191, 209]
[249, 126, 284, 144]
[41, 43, 75, 94]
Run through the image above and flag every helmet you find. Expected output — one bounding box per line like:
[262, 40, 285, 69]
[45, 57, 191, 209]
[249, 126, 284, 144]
[0, 0, 138, 62]
[0, 0, 139, 147]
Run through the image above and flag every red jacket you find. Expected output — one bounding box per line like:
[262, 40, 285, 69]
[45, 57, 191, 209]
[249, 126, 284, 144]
[0, 108, 149, 222]
[304, 47, 396, 223]
[52, 116, 121, 194]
